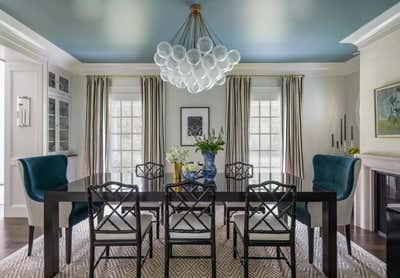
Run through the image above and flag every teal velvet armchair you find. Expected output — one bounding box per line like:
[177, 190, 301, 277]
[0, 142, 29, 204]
[295, 154, 361, 264]
[18, 154, 89, 264]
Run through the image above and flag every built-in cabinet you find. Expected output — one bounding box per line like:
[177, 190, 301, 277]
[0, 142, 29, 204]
[47, 68, 71, 153]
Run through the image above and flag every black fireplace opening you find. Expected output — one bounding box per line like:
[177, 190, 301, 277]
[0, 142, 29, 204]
[375, 171, 400, 236]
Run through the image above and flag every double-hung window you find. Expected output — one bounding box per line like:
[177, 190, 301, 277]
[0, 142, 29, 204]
[249, 79, 282, 182]
[110, 82, 142, 175]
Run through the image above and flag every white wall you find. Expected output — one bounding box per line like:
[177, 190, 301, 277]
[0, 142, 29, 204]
[165, 84, 226, 172]
[359, 28, 400, 154]
[0, 61, 4, 185]
[302, 74, 359, 186]
[70, 74, 86, 178]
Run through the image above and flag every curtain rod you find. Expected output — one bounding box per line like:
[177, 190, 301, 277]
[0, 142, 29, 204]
[85, 74, 305, 78]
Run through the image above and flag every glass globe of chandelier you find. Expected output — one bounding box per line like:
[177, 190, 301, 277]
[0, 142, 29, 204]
[154, 3, 240, 94]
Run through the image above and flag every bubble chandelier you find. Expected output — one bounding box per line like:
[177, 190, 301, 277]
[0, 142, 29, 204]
[154, 3, 240, 94]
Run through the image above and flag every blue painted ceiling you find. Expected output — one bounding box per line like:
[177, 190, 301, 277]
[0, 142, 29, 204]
[0, 0, 398, 63]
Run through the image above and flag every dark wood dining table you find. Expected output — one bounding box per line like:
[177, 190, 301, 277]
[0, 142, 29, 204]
[43, 173, 337, 278]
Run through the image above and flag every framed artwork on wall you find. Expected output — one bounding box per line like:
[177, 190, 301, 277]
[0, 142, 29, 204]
[180, 107, 210, 146]
[375, 82, 400, 138]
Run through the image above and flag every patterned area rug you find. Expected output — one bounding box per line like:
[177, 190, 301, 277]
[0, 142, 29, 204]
[0, 209, 385, 278]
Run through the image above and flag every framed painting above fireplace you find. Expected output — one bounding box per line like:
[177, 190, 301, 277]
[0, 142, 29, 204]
[180, 107, 210, 146]
[375, 82, 400, 137]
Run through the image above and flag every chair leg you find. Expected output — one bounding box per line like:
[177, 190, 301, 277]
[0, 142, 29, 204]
[149, 226, 153, 258]
[164, 241, 170, 278]
[160, 203, 164, 225]
[345, 224, 352, 256]
[89, 243, 95, 278]
[276, 247, 280, 258]
[243, 242, 249, 278]
[226, 209, 230, 239]
[66, 227, 72, 264]
[233, 226, 237, 259]
[27, 226, 34, 256]
[308, 226, 314, 264]
[211, 237, 217, 278]
[156, 210, 160, 239]
[136, 243, 142, 278]
[290, 243, 296, 278]
[105, 246, 110, 257]
[223, 203, 227, 225]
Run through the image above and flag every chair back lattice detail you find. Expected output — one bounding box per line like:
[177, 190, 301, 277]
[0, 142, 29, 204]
[245, 181, 297, 241]
[165, 181, 215, 236]
[88, 182, 141, 241]
[135, 162, 164, 180]
[225, 162, 253, 181]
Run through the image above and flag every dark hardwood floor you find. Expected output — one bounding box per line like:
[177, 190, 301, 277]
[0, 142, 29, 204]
[0, 216, 386, 262]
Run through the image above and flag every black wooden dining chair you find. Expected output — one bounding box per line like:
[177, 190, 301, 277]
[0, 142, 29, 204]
[224, 162, 265, 239]
[164, 181, 216, 278]
[122, 162, 164, 239]
[232, 181, 297, 278]
[87, 182, 153, 278]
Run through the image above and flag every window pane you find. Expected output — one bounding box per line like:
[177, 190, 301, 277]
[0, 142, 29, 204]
[249, 118, 259, 133]
[260, 101, 270, 117]
[271, 100, 280, 117]
[111, 135, 121, 150]
[122, 101, 132, 116]
[249, 151, 259, 167]
[260, 151, 270, 167]
[122, 134, 132, 150]
[111, 151, 121, 168]
[271, 134, 281, 150]
[59, 101, 69, 116]
[132, 135, 141, 150]
[260, 134, 270, 150]
[111, 101, 121, 117]
[271, 151, 281, 167]
[111, 118, 121, 133]
[122, 151, 132, 168]
[271, 118, 280, 133]
[132, 117, 142, 131]
[132, 101, 141, 116]
[260, 171, 271, 182]
[260, 119, 270, 133]
[60, 130, 68, 141]
[250, 101, 259, 116]
[249, 134, 259, 150]
[60, 117, 68, 129]
[132, 151, 142, 166]
[121, 118, 132, 133]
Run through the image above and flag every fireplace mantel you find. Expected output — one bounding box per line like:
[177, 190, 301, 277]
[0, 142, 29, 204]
[354, 153, 400, 231]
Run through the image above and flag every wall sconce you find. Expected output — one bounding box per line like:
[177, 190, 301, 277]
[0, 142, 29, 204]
[16, 96, 31, 127]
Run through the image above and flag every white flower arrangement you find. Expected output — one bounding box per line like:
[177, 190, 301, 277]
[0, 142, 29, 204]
[182, 163, 201, 172]
[166, 145, 189, 163]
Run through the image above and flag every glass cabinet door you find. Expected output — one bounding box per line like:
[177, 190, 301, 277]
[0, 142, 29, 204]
[48, 97, 56, 152]
[59, 100, 69, 152]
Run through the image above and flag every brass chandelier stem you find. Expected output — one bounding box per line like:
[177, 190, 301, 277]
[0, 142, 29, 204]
[169, 3, 223, 49]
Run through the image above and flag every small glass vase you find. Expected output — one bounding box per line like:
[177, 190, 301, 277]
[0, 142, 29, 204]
[202, 151, 217, 182]
[173, 162, 183, 183]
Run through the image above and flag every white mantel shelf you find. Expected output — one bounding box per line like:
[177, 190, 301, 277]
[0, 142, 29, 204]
[354, 152, 400, 231]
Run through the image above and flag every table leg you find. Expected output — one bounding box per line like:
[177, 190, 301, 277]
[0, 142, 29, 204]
[44, 199, 59, 277]
[322, 200, 337, 278]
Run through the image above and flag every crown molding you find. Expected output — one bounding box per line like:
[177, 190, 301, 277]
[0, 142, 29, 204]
[0, 9, 81, 73]
[340, 2, 400, 49]
[80, 57, 359, 78]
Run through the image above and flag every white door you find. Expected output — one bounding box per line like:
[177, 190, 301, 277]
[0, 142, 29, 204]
[4, 62, 43, 217]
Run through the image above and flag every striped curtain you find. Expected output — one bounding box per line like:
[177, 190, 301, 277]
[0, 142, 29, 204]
[141, 76, 166, 166]
[225, 76, 252, 166]
[282, 76, 304, 178]
[84, 76, 112, 176]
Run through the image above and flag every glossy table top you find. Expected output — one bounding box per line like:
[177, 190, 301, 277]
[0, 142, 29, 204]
[65, 172, 304, 193]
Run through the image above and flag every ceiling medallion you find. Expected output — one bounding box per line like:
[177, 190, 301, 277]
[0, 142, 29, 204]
[154, 3, 240, 94]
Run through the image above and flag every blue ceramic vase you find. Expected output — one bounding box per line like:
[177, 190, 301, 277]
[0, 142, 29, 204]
[202, 151, 217, 182]
[182, 170, 198, 182]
